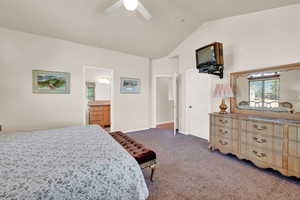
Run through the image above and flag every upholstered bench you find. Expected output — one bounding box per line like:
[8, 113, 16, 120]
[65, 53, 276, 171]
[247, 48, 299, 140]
[110, 131, 157, 181]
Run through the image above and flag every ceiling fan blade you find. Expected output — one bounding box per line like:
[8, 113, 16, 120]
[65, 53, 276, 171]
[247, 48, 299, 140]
[137, 2, 152, 20]
[104, 0, 123, 14]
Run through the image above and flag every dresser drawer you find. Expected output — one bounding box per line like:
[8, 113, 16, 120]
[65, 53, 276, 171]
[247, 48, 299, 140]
[241, 144, 282, 168]
[215, 136, 232, 152]
[215, 127, 238, 141]
[215, 116, 232, 128]
[247, 121, 274, 137]
[89, 120, 104, 125]
[90, 111, 104, 115]
[103, 105, 110, 111]
[215, 127, 231, 139]
[288, 141, 300, 157]
[89, 106, 104, 111]
[288, 157, 300, 174]
[248, 146, 272, 164]
[288, 126, 300, 142]
[90, 113, 104, 120]
[242, 132, 283, 153]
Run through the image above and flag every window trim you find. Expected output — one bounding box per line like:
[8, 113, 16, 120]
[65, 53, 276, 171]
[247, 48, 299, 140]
[248, 74, 280, 81]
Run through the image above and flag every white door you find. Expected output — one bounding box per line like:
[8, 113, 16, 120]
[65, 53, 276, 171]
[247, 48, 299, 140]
[185, 69, 211, 140]
[172, 73, 178, 136]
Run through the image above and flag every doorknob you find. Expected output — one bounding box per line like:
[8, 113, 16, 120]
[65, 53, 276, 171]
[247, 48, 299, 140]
[189, 105, 192, 109]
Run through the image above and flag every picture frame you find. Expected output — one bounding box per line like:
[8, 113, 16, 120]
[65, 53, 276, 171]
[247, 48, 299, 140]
[32, 70, 71, 94]
[120, 78, 141, 94]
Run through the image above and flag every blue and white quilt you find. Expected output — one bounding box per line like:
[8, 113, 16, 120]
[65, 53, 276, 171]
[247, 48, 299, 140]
[0, 126, 149, 200]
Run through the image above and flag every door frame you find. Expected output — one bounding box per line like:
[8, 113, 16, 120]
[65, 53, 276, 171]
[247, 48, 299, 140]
[152, 74, 177, 134]
[82, 66, 115, 132]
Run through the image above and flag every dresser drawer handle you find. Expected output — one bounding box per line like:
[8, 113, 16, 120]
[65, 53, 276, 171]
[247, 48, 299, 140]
[219, 129, 229, 135]
[253, 124, 267, 131]
[219, 119, 228, 124]
[219, 140, 228, 146]
[253, 137, 267, 144]
[252, 150, 267, 158]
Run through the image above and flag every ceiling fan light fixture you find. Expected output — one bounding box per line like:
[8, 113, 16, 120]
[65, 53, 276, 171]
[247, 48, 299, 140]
[123, 0, 138, 11]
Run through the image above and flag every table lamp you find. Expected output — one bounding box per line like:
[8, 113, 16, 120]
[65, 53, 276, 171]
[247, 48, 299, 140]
[213, 83, 234, 114]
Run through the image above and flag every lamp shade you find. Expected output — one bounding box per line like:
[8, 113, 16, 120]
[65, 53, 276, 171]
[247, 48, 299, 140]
[213, 84, 234, 99]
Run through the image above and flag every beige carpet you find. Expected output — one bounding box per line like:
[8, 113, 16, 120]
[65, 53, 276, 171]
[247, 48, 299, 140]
[128, 128, 300, 200]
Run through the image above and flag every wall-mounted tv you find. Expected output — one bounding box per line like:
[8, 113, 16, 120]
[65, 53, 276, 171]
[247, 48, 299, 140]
[196, 42, 224, 79]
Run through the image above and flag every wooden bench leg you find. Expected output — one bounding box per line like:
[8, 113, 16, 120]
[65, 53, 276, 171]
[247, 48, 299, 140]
[150, 165, 156, 182]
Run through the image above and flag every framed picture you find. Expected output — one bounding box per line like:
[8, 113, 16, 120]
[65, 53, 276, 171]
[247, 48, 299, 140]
[120, 78, 141, 94]
[32, 70, 71, 94]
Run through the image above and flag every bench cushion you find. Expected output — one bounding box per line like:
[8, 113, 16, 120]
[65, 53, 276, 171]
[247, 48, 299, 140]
[110, 131, 156, 165]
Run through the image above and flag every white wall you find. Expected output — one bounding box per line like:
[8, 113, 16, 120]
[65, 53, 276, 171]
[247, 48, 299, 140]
[0, 27, 150, 133]
[157, 3, 300, 134]
[152, 57, 179, 76]
[156, 77, 173, 123]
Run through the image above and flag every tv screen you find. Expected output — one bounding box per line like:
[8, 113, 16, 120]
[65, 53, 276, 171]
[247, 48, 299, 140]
[195, 42, 224, 79]
[196, 45, 216, 66]
[196, 42, 223, 68]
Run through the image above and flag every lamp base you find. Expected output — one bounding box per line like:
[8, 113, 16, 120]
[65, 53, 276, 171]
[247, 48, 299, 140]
[219, 99, 228, 114]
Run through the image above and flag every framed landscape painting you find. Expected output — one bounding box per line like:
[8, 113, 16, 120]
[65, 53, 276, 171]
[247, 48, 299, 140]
[32, 70, 71, 94]
[120, 78, 141, 94]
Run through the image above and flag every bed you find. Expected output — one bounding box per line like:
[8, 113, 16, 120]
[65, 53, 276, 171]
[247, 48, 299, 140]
[0, 126, 149, 200]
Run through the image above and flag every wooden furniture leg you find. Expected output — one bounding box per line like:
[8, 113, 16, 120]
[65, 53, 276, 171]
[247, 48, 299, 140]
[208, 145, 215, 152]
[150, 165, 156, 182]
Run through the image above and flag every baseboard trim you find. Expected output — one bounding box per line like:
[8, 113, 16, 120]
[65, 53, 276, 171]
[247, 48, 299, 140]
[156, 120, 174, 126]
[123, 127, 150, 133]
[178, 129, 188, 135]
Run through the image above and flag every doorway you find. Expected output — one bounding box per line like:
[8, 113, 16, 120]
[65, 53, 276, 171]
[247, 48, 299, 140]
[156, 77, 174, 129]
[153, 74, 178, 135]
[83, 67, 114, 132]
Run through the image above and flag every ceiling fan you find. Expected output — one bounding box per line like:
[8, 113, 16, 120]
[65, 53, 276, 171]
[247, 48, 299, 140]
[105, 0, 152, 20]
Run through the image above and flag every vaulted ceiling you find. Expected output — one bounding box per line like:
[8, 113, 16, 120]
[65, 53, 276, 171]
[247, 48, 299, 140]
[0, 0, 299, 58]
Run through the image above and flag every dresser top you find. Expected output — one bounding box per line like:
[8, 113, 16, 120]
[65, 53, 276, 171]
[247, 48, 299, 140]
[88, 100, 111, 106]
[210, 112, 300, 125]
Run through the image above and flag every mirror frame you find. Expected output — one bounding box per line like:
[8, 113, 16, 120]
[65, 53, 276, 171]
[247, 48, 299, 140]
[230, 62, 300, 120]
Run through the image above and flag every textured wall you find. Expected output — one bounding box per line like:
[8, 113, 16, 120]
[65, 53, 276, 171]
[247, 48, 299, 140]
[0, 28, 150, 133]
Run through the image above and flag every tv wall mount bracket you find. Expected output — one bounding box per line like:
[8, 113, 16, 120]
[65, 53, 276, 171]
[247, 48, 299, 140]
[197, 65, 224, 79]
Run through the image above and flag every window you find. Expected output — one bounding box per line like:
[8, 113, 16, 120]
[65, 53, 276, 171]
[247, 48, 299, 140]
[86, 82, 95, 101]
[248, 73, 280, 108]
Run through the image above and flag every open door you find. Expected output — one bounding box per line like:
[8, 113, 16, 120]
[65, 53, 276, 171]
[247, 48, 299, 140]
[173, 73, 178, 136]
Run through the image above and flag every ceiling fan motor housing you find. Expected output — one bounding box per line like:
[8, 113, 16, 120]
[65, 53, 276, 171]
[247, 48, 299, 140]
[123, 0, 139, 11]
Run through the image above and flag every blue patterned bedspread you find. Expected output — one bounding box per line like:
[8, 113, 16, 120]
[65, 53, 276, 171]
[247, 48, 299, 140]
[0, 126, 149, 200]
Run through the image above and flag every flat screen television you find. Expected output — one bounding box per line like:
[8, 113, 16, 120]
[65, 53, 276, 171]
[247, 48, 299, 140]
[196, 42, 224, 79]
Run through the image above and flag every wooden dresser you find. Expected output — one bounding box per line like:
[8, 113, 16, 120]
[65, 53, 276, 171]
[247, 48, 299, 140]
[209, 113, 300, 178]
[89, 101, 111, 128]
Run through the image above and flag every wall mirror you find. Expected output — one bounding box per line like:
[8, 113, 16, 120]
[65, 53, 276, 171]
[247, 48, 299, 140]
[230, 63, 300, 120]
